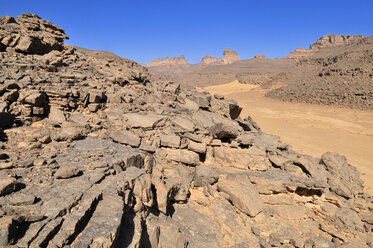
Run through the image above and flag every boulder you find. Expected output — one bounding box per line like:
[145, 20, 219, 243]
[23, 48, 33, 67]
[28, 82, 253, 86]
[124, 113, 165, 130]
[211, 122, 241, 141]
[0, 178, 17, 196]
[48, 106, 66, 123]
[55, 166, 81, 179]
[165, 148, 200, 166]
[217, 174, 264, 217]
[109, 130, 141, 148]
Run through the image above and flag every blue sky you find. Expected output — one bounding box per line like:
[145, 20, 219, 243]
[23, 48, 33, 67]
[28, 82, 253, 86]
[1, 0, 372, 64]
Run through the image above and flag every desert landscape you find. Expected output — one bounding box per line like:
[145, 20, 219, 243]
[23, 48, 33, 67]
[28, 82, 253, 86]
[200, 80, 373, 194]
[0, 12, 372, 248]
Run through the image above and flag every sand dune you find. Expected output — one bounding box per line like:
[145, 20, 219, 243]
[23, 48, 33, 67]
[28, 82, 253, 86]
[201, 80, 373, 194]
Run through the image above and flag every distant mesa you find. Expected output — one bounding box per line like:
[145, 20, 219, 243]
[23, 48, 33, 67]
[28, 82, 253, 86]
[286, 34, 365, 59]
[200, 54, 219, 65]
[147, 55, 189, 67]
[147, 48, 241, 67]
[253, 54, 266, 59]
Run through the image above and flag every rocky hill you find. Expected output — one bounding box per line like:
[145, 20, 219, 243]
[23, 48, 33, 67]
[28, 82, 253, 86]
[220, 48, 240, 64]
[147, 55, 189, 67]
[0, 13, 372, 248]
[200, 53, 219, 65]
[267, 35, 373, 110]
[286, 35, 365, 60]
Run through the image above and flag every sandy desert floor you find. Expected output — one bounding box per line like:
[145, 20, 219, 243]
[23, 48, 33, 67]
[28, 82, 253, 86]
[200, 80, 373, 194]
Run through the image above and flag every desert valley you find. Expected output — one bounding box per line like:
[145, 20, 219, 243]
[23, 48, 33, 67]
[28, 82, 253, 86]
[0, 13, 372, 248]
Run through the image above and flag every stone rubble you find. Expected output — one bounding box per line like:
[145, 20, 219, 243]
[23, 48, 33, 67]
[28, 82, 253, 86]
[0, 14, 372, 248]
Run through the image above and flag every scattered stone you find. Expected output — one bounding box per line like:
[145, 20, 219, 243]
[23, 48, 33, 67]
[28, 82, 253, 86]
[55, 166, 81, 179]
[0, 13, 371, 248]
[109, 130, 141, 147]
[0, 178, 17, 196]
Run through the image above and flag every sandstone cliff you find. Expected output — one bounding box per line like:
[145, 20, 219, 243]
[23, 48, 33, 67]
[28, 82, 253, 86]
[200, 53, 219, 65]
[147, 55, 189, 67]
[286, 35, 365, 59]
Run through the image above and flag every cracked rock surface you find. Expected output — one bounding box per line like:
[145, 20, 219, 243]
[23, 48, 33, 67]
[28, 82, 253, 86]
[0, 14, 372, 248]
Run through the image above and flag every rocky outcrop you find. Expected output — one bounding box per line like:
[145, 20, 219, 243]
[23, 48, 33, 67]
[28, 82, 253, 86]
[269, 35, 373, 110]
[0, 13, 68, 54]
[310, 35, 365, 50]
[0, 14, 372, 248]
[147, 55, 189, 67]
[220, 48, 240, 64]
[200, 53, 219, 65]
[286, 35, 365, 59]
[253, 54, 266, 59]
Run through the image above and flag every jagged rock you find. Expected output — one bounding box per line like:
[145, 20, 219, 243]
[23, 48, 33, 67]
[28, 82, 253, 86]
[200, 54, 219, 65]
[0, 216, 16, 246]
[321, 152, 364, 198]
[0, 13, 68, 55]
[21, 91, 48, 107]
[0, 13, 371, 248]
[217, 174, 264, 217]
[221, 48, 240, 64]
[0, 178, 17, 196]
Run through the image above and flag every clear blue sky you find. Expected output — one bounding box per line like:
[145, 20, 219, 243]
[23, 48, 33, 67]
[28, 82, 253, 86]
[1, 0, 372, 64]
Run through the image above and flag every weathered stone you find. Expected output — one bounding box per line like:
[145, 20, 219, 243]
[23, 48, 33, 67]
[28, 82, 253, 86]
[55, 166, 80, 179]
[160, 134, 180, 148]
[211, 121, 240, 140]
[48, 105, 66, 123]
[321, 152, 364, 198]
[188, 140, 207, 154]
[171, 116, 195, 132]
[194, 165, 218, 187]
[165, 148, 200, 166]
[89, 90, 106, 103]
[124, 113, 165, 130]
[109, 130, 141, 147]
[213, 147, 271, 170]
[0, 216, 16, 246]
[217, 174, 264, 217]
[22, 91, 48, 107]
[0, 178, 17, 196]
